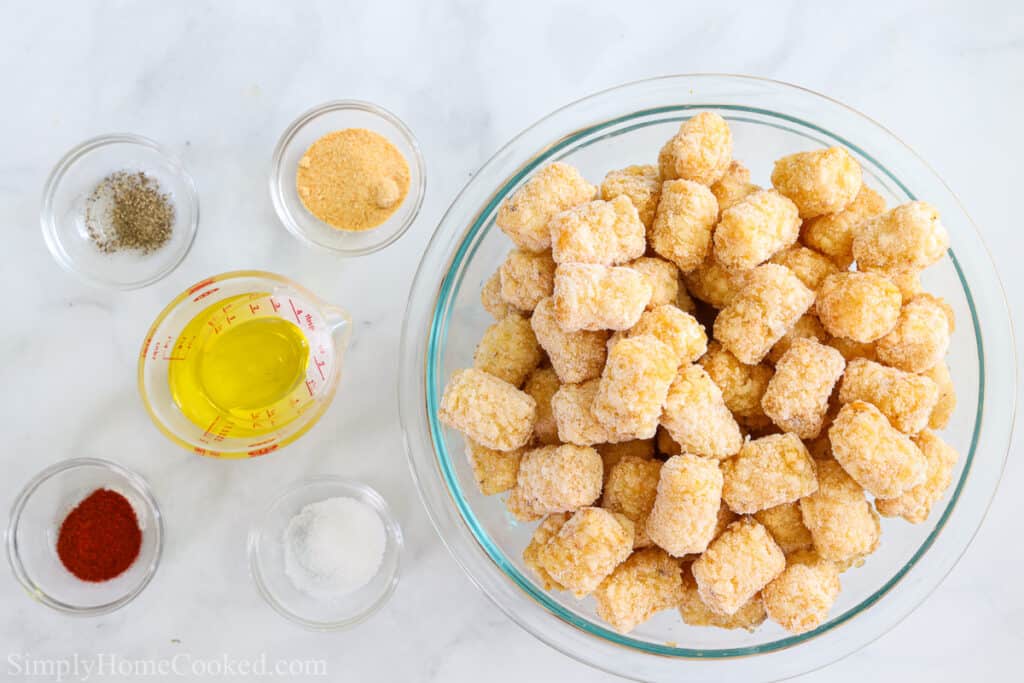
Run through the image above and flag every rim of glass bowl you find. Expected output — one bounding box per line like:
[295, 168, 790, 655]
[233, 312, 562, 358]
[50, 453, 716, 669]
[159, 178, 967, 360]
[398, 74, 1015, 681]
[40, 133, 200, 290]
[268, 100, 426, 257]
[247, 476, 403, 631]
[5, 457, 164, 616]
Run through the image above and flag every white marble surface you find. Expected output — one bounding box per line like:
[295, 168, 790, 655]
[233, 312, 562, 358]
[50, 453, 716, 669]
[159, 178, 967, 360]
[1, 1, 1021, 681]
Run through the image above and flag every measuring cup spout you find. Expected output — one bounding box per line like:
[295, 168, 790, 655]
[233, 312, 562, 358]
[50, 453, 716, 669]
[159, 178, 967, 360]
[323, 306, 353, 353]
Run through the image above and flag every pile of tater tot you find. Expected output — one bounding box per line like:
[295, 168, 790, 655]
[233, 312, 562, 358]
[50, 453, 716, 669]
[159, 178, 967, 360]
[440, 111, 958, 636]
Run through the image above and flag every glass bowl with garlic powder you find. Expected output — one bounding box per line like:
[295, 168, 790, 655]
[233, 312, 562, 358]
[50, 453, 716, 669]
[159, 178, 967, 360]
[270, 101, 425, 256]
[41, 134, 199, 289]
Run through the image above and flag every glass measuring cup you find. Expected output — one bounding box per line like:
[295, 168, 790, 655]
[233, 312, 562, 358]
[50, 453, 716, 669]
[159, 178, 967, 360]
[138, 271, 351, 458]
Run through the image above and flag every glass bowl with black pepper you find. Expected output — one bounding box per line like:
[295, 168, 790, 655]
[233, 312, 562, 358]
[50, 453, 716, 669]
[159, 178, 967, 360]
[270, 100, 425, 256]
[6, 458, 163, 616]
[41, 134, 199, 289]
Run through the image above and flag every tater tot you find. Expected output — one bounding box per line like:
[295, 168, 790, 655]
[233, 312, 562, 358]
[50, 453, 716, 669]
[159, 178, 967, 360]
[829, 401, 927, 499]
[815, 272, 902, 343]
[876, 294, 953, 373]
[710, 161, 760, 218]
[682, 254, 750, 308]
[771, 146, 862, 219]
[466, 439, 523, 495]
[440, 369, 537, 451]
[766, 313, 829, 365]
[600, 165, 662, 229]
[827, 335, 877, 363]
[852, 201, 949, 272]
[883, 268, 924, 300]
[550, 195, 647, 266]
[473, 313, 543, 387]
[762, 339, 845, 439]
[876, 430, 958, 523]
[523, 513, 570, 590]
[692, 517, 786, 616]
[650, 179, 719, 272]
[593, 335, 678, 440]
[762, 550, 841, 634]
[553, 263, 652, 332]
[536, 507, 634, 597]
[499, 249, 556, 312]
[597, 440, 655, 477]
[722, 434, 819, 514]
[505, 487, 543, 522]
[800, 185, 886, 269]
[923, 361, 956, 430]
[661, 365, 743, 459]
[646, 454, 724, 556]
[838, 359, 939, 434]
[602, 456, 662, 548]
[523, 367, 561, 445]
[511, 444, 603, 518]
[800, 459, 880, 562]
[496, 162, 597, 252]
[713, 189, 801, 270]
[629, 256, 680, 309]
[481, 269, 514, 319]
[531, 297, 609, 384]
[551, 379, 611, 446]
[713, 264, 815, 365]
[616, 304, 707, 365]
[754, 502, 813, 554]
[657, 111, 733, 185]
[679, 562, 766, 630]
[595, 548, 684, 633]
[769, 245, 840, 292]
[699, 341, 774, 425]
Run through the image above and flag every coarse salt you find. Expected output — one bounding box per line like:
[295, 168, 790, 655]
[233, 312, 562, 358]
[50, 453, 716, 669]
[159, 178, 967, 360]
[283, 496, 386, 598]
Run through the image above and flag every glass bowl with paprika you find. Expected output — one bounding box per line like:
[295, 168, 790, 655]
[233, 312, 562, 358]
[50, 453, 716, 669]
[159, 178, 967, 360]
[6, 458, 163, 615]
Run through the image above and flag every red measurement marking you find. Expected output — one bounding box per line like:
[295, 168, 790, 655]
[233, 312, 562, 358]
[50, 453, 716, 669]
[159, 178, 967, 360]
[188, 278, 216, 295]
[192, 287, 220, 303]
[304, 313, 315, 330]
[314, 356, 326, 380]
[248, 444, 278, 457]
[248, 438, 276, 448]
[305, 379, 316, 396]
[249, 302, 261, 315]
[289, 299, 303, 324]
[221, 305, 236, 325]
[194, 446, 211, 456]
[141, 336, 152, 358]
[270, 297, 281, 312]
[202, 416, 220, 438]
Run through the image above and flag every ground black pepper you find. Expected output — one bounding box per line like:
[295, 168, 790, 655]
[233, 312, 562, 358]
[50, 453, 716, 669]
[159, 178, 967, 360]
[85, 171, 175, 254]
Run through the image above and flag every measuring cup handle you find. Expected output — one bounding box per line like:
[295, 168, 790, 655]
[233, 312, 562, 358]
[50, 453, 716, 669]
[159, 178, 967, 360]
[323, 306, 353, 353]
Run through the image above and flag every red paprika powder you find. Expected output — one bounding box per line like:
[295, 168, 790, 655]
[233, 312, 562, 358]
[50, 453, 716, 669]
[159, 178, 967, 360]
[56, 488, 142, 582]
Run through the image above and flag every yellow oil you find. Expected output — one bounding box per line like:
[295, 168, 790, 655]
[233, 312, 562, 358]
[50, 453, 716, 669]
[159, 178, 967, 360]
[168, 293, 310, 437]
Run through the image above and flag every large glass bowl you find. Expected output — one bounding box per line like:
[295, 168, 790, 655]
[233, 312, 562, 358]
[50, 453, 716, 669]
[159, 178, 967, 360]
[398, 75, 1015, 682]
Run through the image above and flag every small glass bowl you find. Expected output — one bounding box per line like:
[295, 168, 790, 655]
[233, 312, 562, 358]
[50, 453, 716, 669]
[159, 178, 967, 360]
[248, 477, 402, 630]
[6, 458, 164, 616]
[40, 134, 199, 289]
[269, 100, 425, 256]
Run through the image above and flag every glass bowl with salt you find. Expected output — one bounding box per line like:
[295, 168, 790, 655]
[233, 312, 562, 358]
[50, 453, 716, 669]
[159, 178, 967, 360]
[41, 133, 199, 289]
[248, 477, 403, 630]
